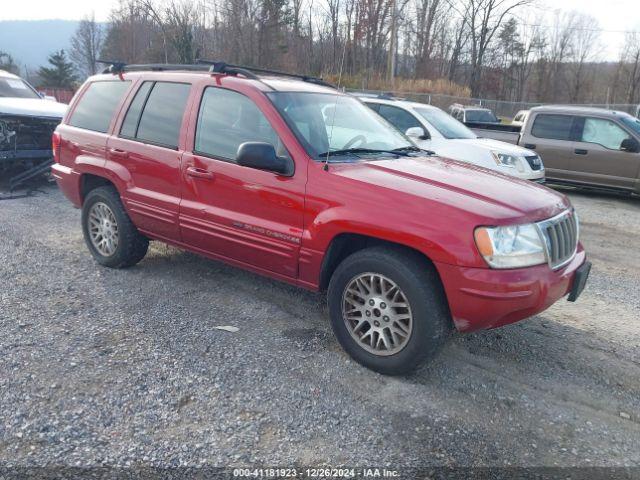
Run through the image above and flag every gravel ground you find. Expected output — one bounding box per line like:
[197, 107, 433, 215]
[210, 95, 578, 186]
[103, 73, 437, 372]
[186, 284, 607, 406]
[0, 184, 639, 471]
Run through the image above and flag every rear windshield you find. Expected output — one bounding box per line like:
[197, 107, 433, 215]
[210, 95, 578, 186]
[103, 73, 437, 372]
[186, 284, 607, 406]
[69, 81, 131, 133]
[465, 110, 499, 123]
[0, 77, 40, 99]
[531, 114, 574, 141]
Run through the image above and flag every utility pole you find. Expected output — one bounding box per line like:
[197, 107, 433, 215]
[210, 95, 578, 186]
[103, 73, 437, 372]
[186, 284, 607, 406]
[386, 0, 397, 84]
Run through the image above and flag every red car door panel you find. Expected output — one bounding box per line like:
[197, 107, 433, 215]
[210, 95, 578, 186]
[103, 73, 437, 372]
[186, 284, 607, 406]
[179, 153, 304, 278]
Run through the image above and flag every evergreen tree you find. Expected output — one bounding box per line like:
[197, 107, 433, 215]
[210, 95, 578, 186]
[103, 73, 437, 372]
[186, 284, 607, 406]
[0, 51, 19, 74]
[37, 50, 78, 89]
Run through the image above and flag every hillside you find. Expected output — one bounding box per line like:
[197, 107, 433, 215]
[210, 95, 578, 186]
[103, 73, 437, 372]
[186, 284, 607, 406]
[0, 20, 79, 70]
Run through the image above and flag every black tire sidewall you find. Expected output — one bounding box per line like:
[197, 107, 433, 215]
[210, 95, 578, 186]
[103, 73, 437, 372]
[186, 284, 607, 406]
[328, 249, 450, 375]
[81, 187, 138, 268]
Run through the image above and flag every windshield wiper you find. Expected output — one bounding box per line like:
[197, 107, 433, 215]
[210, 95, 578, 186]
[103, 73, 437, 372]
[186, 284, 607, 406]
[392, 145, 436, 155]
[317, 147, 412, 158]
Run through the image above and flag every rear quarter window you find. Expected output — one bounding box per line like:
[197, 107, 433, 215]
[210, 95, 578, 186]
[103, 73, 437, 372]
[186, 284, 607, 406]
[69, 81, 131, 133]
[531, 114, 575, 141]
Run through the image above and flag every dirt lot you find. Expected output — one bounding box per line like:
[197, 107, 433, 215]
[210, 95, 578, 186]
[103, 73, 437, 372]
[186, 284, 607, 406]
[0, 184, 639, 469]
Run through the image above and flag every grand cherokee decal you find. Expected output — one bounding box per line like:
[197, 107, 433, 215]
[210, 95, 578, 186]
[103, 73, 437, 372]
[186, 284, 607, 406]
[232, 221, 301, 244]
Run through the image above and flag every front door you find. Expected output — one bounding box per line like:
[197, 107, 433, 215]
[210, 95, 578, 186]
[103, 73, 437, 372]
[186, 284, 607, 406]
[570, 116, 640, 190]
[179, 86, 305, 279]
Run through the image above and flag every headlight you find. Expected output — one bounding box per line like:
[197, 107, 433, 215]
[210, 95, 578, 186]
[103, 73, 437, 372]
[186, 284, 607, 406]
[492, 152, 525, 173]
[474, 224, 546, 268]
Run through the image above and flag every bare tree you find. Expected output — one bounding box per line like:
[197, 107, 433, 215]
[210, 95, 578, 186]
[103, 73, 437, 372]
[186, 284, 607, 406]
[620, 32, 640, 105]
[461, 0, 533, 96]
[70, 14, 103, 78]
[566, 14, 600, 103]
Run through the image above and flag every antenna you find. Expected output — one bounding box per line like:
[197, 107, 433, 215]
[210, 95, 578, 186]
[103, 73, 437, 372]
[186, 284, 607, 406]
[324, 29, 348, 172]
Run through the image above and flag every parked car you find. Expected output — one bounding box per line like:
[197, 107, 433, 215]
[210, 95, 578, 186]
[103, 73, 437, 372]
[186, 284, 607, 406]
[511, 110, 530, 127]
[448, 103, 501, 124]
[470, 105, 640, 195]
[52, 63, 590, 375]
[0, 69, 67, 188]
[360, 96, 544, 182]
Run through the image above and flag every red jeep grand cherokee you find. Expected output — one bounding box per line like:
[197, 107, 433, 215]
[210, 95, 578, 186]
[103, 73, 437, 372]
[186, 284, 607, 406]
[52, 62, 590, 374]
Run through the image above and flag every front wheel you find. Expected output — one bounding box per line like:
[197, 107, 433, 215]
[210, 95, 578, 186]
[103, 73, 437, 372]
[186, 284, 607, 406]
[327, 247, 452, 375]
[81, 186, 149, 268]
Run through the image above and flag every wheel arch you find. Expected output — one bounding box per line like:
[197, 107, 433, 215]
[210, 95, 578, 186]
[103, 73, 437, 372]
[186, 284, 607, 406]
[79, 173, 117, 205]
[318, 232, 439, 292]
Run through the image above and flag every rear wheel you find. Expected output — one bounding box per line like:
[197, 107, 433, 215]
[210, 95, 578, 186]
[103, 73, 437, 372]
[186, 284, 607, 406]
[328, 247, 452, 375]
[81, 186, 148, 268]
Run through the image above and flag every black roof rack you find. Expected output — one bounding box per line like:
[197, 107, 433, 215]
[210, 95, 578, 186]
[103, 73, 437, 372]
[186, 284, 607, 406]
[196, 59, 335, 88]
[96, 59, 335, 89]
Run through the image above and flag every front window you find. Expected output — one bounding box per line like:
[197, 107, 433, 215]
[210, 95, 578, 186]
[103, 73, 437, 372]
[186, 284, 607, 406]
[195, 87, 289, 161]
[415, 107, 477, 139]
[465, 109, 499, 123]
[267, 92, 413, 159]
[580, 117, 631, 150]
[0, 77, 40, 99]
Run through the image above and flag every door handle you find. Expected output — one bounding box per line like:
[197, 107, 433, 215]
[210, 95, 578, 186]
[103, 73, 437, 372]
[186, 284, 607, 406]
[523, 143, 536, 149]
[574, 149, 588, 155]
[186, 166, 214, 179]
[109, 148, 129, 159]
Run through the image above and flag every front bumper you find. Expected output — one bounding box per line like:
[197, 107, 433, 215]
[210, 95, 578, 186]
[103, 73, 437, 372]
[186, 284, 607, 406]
[435, 246, 587, 332]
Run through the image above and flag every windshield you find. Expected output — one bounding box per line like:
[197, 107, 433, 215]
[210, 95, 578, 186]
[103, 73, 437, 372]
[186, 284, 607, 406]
[267, 92, 413, 159]
[415, 107, 477, 139]
[465, 109, 499, 123]
[620, 115, 640, 136]
[0, 77, 40, 99]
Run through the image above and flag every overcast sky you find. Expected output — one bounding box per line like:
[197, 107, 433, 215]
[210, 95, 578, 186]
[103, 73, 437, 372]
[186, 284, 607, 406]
[1, 0, 638, 60]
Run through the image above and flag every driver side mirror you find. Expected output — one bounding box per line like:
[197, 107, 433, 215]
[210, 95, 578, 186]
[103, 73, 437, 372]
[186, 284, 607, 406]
[405, 126, 429, 140]
[236, 142, 292, 175]
[621, 137, 640, 153]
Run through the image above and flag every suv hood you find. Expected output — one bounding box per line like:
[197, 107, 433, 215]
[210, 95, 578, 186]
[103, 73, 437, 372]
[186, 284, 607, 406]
[460, 137, 535, 156]
[333, 155, 567, 222]
[0, 98, 67, 119]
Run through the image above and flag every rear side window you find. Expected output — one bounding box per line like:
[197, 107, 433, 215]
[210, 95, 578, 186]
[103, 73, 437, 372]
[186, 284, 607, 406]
[120, 81, 153, 138]
[531, 114, 574, 141]
[119, 81, 190, 149]
[194, 87, 286, 161]
[69, 81, 131, 133]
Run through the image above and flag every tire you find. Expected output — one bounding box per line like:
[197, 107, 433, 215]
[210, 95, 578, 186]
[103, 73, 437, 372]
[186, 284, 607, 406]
[327, 246, 452, 375]
[81, 186, 149, 268]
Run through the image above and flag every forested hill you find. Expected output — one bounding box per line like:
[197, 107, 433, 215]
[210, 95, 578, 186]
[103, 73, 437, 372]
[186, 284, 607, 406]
[0, 20, 79, 69]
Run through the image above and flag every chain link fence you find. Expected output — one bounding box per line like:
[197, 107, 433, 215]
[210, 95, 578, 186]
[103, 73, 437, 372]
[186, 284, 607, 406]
[348, 89, 640, 122]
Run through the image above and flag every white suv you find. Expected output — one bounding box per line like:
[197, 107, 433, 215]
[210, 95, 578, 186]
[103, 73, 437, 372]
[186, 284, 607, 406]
[360, 96, 545, 182]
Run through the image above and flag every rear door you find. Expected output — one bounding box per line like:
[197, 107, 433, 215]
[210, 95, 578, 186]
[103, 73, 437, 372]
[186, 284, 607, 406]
[570, 116, 640, 190]
[179, 86, 305, 279]
[107, 81, 192, 241]
[525, 113, 577, 181]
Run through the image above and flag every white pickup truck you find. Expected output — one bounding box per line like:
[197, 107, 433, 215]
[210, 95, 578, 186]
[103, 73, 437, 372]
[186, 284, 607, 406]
[359, 96, 545, 182]
[0, 69, 67, 189]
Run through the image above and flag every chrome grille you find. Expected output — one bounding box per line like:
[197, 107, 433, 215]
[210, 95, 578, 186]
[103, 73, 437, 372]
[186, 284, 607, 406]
[537, 210, 579, 269]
